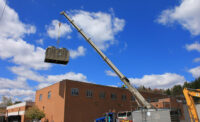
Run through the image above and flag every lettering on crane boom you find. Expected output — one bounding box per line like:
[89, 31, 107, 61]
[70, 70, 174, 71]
[44, 46, 69, 65]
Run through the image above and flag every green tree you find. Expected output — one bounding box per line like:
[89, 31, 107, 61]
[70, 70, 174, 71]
[25, 106, 45, 120]
[171, 85, 183, 96]
[183, 78, 200, 89]
[165, 88, 171, 95]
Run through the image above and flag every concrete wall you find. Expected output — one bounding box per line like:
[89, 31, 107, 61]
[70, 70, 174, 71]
[195, 104, 200, 120]
[180, 104, 191, 122]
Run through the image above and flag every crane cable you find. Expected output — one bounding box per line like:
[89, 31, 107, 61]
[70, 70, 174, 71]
[0, 0, 7, 22]
[57, 22, 62, 48]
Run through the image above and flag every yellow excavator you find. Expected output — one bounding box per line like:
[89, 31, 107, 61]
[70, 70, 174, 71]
[183, 88, 200, 122]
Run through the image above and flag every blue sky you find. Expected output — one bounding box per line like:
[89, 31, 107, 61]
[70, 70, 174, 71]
[0, 0, 200, 101]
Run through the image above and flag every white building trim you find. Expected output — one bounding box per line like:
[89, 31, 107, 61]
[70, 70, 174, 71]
[7, 111, 25, 116]
[7, 102, 34, 110]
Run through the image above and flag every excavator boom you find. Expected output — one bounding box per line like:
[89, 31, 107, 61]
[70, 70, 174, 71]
[183, 88, 200, 122]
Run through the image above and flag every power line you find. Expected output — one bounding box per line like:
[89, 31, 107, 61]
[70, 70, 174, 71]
[0, 0, 7, 21]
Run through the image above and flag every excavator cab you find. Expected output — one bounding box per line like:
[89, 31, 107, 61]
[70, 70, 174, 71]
[44, 46, 69, 65]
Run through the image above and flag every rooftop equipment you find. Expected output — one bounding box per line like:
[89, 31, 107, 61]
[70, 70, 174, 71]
[44, 22, 70, 65]
[44, 46, 69, 65]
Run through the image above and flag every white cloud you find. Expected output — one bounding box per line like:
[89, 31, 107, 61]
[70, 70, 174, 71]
[0, 38, 51, 70]
[0, 77, 29, 89]
[69, 10, 125, 50]
[185, 41, 200, 52]
[70, 46, 86, 59]
[36, 72, 88, 89]
[47, 72, 87, 83]
[0, 0, 36, 39]
[37, 83, 51, 89]
[9, 66, 45, 82]
[157, 0, 200, 35]
[107, 85, 118, 88]
[0, 89, 35, 97]
[0, 0, 50, 70]
[10, 66, 88, 84]
[129, 73, 185, 89]
[36, 39, 43, 45]
[23, 96, 34, 101]
[105, 70, 117, 77]
[47, 20, 72, 39]
[194, 57, 200, 63]
[189, 66, 200, 78]
[0, 77, 34, 101]
[0, 1, 51, 101]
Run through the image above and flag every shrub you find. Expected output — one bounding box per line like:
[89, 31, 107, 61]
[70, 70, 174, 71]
[25, 106, 45, 120]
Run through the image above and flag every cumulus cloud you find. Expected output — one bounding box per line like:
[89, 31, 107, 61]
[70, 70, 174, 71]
[185, 41, 200, 52]
[0, 89, 35, 97]
[68, 10, 125, 50]
[129, 73, 185, 89]
[47, 72, 87, 83]
[105, 70, 117, 77]
[157, 0, 200, 35]
[10, 66, 88, 84]
[0, 77, 34, 101]
[194, 57, 200, 63]
[0, 77, 29, 89]
[189, 66, 200, 78]
[0, 0, 36, 39]
[70, 46, 86, 59]
[36, 72, 88, 89]
[0, 0, 50, 70]
[37, 83, 51, 89]
[36, 39, 44, 45]
[0, 0, 50, 101]
[9, 66, 46, 82]
[46, 20, 72, 39]
[0, 38, 51, 70]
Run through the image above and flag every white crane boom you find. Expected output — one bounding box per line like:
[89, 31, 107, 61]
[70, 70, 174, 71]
[60, 11, 151, 109]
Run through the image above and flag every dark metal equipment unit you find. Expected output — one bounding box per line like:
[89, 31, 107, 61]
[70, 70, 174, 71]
[44, 46, 69, 65]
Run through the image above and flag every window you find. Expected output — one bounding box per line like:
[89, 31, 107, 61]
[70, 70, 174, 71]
[131, 96, 135, 101]
[86, 90, 93, 97]
[48, 91, 51, 99]
[99, 92, 105, 99]
[71, 88, 79, 96]
[39, 94, 42, 101]
[127, 112, 132, 117]
[111, 93, 117, 100]
[147, 98, 151, 102]
[122, 94, 126, 100]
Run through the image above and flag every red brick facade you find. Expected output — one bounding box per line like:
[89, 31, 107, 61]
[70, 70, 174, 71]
[6, 102, 34, 122]
[35, 79, 170, 122]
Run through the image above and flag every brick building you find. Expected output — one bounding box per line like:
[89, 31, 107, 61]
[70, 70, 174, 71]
[35, 79, 169, 122]
[151, 97, 186, 121]
[6, 101, 34, 122]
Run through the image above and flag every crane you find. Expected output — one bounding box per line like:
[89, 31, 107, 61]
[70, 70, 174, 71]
[183, 88, 200, 122]
[60, 11, 152, 109]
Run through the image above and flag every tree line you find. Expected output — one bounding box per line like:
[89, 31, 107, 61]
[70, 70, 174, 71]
[136, 77, 200, 96]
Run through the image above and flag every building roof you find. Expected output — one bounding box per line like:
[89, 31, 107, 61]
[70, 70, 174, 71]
[7, 101, 34, 110]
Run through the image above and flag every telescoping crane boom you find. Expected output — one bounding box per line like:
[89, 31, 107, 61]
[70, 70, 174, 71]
[60, 11, 152, 109]
[183, 88, 200, 122]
